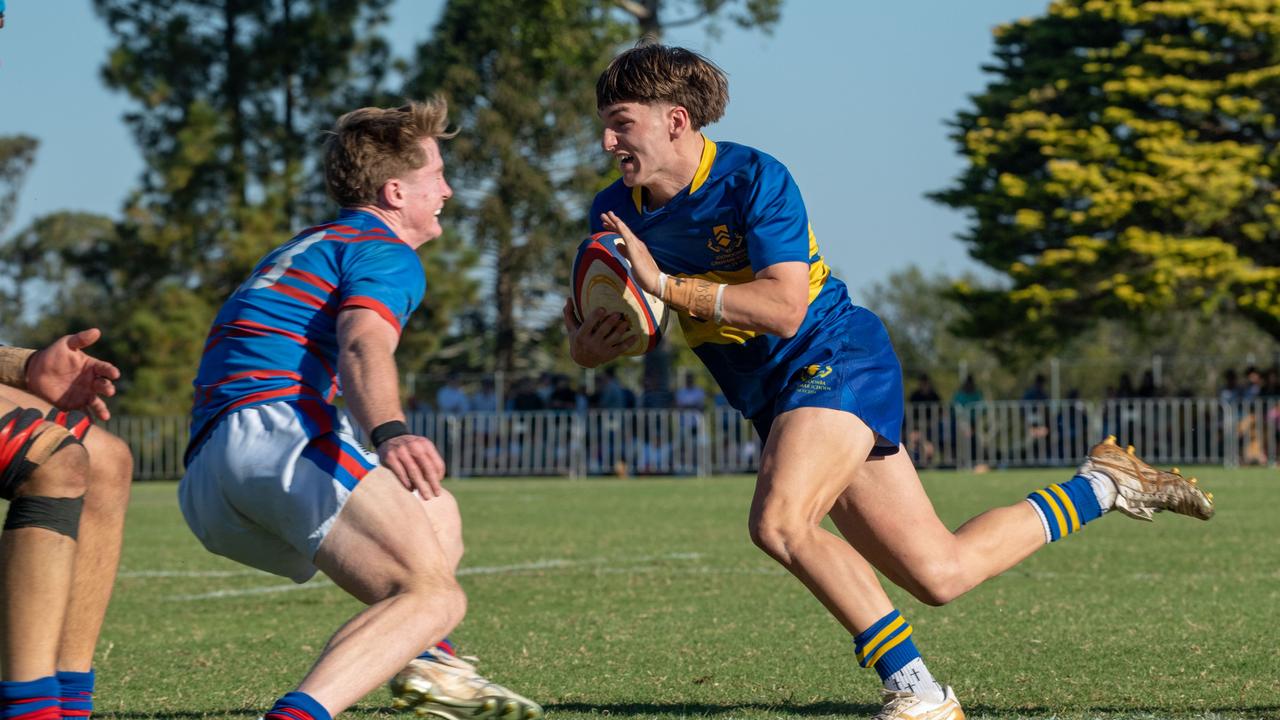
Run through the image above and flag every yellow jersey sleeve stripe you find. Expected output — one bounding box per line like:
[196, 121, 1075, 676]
[1047, 484, 1081, 533]
[854, 616, 906, 663]
[865, 626, 914, 669]
[1034, 489, 1068, 538]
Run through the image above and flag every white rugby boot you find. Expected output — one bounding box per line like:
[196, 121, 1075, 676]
[1079, 435, 1215, 521]
[388, 651, 543, 720]
[873, 685, 965, 720]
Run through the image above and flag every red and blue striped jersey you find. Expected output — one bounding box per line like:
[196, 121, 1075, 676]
[186, 209, 424, 461]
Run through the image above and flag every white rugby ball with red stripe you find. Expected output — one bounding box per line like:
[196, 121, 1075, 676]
[571, 232, 668, 356]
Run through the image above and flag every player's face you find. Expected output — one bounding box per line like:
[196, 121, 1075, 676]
[397, 137, 453, 246]
[599, 101, 677, 188]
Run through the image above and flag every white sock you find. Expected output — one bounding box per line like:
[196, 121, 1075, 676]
[884, 658, 945, 703]
[1081, 470, 1116, 512]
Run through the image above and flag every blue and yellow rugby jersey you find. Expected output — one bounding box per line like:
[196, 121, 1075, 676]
[590, 140, 855, 420]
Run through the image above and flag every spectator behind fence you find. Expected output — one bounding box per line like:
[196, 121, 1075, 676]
[595, 367, 627, 409]
[1243, 366, 1264, 400]
[1114, 372, 1136, 399]
[951, 375, 982, 407]
[1022, 373, 1049, 401]
[1219, 369, 1240, 404]
[435, 377, 470, 415]
[508, 378, 545, 411]
[470, 378, 498, 413]
[675, 374, 707, 410]
[549, 375, 579, 411]
[1266, 366, 1280, 397]
[908, 373, 941, 404]
[1137, 370, 1160, 399]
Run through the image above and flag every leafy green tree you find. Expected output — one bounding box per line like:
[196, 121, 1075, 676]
[0, 135, 37, 239]
[0, 0, 481, 415]
[405, 0, 632, 375]
[613, 0, 781, 39]
[932, 0, 1280, 361]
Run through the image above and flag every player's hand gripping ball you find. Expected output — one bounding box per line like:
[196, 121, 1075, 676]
[571, 232, 668, 356]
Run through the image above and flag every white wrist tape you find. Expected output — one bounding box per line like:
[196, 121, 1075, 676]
[712, 283, 727, 324]
[657, 272, 668, 298]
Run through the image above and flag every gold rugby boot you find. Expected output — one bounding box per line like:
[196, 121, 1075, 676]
[1079, 435, 1215, 521]
[389, 651, 543, 720]
[873, 685, 964, 720]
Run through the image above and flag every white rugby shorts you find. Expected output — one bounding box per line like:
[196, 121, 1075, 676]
[178, 400, 377, 583]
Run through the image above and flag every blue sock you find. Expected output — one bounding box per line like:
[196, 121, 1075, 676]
[853, 609, 920, 682]
[56, 669, 94, 719]
[0, 676, 60, 720]
[1027, 474, 1105, 542]
[853, 610, 945, 701]
[263, 691, 331, 720]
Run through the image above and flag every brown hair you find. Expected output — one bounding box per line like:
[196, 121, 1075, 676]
[596, 42, 728, 129]
[324, 96, 456, 207]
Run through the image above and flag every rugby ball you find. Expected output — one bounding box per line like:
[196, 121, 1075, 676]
[571, 232, 668, 356]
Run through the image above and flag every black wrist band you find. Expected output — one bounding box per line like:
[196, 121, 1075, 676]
[371, 420, 410, 448]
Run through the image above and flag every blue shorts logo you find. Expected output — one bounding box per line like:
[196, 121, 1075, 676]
[797, 364, 835, 395]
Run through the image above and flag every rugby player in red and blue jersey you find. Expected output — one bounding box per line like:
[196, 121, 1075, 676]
[181, 98, 540, 720]
[566, 43, 1215, 720]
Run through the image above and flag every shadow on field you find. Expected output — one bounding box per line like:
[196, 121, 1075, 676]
[93, 707, 259, 712]
[544, 701, 882, 716]
[543, 701, 1280, 718]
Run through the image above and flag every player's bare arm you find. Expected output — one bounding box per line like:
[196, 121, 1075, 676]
[1, 329, 121, 421]
[562, 301, 636, 368]
[601, 211, 809, 337]
[336, 308, 445, 497]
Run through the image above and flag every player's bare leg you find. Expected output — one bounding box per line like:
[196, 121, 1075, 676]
[0, 385, 135, 677]
[831, 437, 1212, 606]
[390, 489, 545, 720]
[291, 466, 466, 716]
[0, 420, 88, 681]
[419, 489, 464, 572]
[750, 407, 961, 719]
[56, 428, 131, 672]
[749, 407, 897, 632]
[829, 447, 1044, 607]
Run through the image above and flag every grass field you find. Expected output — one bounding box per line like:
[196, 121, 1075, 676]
[90, 468, 1278, 720]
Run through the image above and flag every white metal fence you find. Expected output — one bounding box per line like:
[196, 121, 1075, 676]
[107, 398, 1280, 480]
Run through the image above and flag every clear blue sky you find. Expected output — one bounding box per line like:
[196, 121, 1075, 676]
[0, 1, 1047, 296]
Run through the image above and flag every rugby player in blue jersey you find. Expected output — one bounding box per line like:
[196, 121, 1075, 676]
[180, 98, 539, 720]
[565, 42, 1215, 720]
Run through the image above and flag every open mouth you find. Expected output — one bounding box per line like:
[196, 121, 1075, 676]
[619, 153, 636, 171]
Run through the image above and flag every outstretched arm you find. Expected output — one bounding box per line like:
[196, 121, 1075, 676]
[6, 328, 121, 420]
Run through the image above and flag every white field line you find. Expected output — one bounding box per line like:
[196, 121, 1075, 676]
[164, 552, 710, 602]
[119, 569, 271, 578]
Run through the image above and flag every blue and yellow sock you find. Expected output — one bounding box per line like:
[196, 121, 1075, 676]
[853, 610, 943, 702]
[0, 676, 60, 720]
[56, 669, 94, 719]
[263, 691, 331, 720]
[1026, 474, 1106, 542]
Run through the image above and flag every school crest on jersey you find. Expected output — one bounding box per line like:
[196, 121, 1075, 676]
[706, 224, 747, 268]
